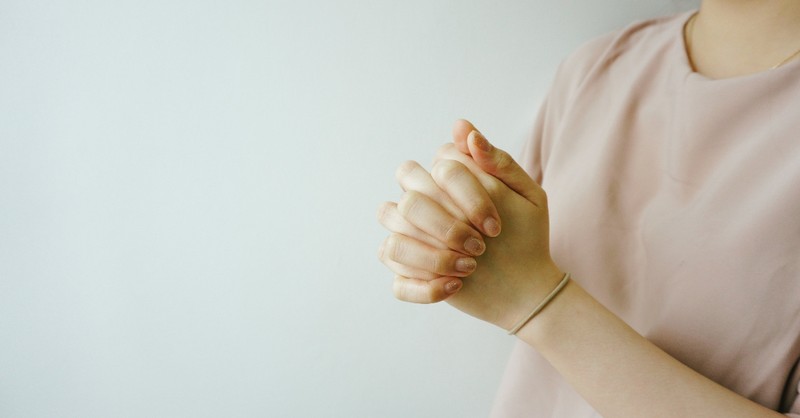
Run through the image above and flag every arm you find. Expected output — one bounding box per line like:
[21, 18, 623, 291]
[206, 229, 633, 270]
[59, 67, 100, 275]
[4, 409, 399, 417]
[378, 120, 788, 418]
[516, 273, 784, 418]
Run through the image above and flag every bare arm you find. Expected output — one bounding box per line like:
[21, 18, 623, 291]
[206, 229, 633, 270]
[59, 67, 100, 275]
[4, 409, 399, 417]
[518, 275, 784, 418]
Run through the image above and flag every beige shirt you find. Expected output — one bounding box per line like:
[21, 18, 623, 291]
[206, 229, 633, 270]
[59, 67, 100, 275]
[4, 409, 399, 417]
[492, 11, 800, 417]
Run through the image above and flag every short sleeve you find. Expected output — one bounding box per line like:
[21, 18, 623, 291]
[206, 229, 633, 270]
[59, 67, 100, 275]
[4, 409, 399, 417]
[518, 95, 549, 185]
[517, 29, 620, 186]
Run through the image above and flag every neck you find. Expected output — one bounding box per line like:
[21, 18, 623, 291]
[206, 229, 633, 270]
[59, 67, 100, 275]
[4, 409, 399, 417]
[689, 0, 800, 78]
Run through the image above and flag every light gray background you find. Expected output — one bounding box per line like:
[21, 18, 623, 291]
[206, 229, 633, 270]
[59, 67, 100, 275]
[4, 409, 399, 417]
[0, 1, 698, 417]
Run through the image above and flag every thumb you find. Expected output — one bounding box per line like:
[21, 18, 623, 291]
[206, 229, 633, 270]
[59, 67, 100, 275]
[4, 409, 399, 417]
[466, 130, 546, 207]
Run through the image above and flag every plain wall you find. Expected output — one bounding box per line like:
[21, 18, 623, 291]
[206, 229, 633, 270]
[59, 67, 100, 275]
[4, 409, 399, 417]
[0, 1, 698, 417]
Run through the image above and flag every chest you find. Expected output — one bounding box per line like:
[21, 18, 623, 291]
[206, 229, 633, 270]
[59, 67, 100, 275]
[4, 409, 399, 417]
[539, 74, 800, 403]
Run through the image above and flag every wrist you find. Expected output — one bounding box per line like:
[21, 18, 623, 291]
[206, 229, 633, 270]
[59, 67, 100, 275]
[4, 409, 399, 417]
[513, 276, 590, 348]
[497, 263, 565, 332]
[507, 271, 571, 335]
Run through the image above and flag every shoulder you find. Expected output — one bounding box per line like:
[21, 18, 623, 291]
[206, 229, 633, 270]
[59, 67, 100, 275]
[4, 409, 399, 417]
[528, 12, 693, 176]
[551, 12, 692, 98]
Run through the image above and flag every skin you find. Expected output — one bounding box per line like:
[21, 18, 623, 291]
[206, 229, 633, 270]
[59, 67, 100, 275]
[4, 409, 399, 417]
[688, 0, 800, 78]
[377, 1, 800, 416]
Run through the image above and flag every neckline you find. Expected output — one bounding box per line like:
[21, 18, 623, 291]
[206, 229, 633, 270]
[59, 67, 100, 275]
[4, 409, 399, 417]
[677, 10, 800, 83]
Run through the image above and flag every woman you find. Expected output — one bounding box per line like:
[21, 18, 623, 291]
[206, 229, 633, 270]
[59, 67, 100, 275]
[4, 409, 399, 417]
[377, 1, 800, 417]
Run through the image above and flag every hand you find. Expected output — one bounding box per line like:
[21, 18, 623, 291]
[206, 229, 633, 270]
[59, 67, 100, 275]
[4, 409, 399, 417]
[382, 121, 789, 417]
[377, 152, 502, 303]
[378, 120, 564, 330]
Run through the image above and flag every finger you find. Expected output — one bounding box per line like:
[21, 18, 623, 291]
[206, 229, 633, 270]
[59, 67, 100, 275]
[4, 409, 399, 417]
[395, 160, 466, 222]
[451, 119, 477, 156]
[447, 122, 545, 206]
[379, 233, 477, 277]
[375, 208, 446, 279]
[397, 191, 486, 256]
[376, 201, 448, 250]
[392, 275, 462, 304]
[431, 159, 502, 237]
[434, 143, 508, 194]
[382, 258, 442, 281]
[467, 130, 547, 207]
[434, 143, 489, 180]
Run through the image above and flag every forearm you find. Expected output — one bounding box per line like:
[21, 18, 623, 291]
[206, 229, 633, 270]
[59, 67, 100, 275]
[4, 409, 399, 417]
[516, 279, 784, 418]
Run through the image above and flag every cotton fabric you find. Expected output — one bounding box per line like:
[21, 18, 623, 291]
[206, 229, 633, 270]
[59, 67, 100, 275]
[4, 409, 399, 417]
[491, 11, 800, 417]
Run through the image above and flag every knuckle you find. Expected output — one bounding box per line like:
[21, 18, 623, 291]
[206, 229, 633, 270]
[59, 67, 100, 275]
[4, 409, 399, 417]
[441, 219, 469, 249]
[395, 160, 420, 182]
[441, 219, 460, 243]
[412, 270, 439, 281]
[379, 235, 395, 261]
[376, 201, 394, 224]
[466, 199, 490, 221]
[429, 252, 441, 274]
[484, 178, 505, 196]
[494, 151, 513, 172]
[397, 190, 423, 218]
[392, 277, 409, 301]
[392, 276, 434, 303]
[433, 146, 462, 167]
[431, 251, 455, 275]
[433, 142, 463, 163]
[394, 280, 441, 304]
[432, 159, 466, 184]
[434, 143, 456, 160]
[384, 234, 405, 262]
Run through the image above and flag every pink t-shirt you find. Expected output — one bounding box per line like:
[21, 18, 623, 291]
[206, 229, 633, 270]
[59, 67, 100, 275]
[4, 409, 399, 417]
[491, 11, 800, 417]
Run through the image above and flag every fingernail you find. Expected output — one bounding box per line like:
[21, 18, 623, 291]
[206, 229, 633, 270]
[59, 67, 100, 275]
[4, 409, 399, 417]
[455, 258, 476, 273]
[464, 237, 485, 256]
[483, 217, 500, 236]
[472, 130, 492, 152]
[445, 279, 462, 294]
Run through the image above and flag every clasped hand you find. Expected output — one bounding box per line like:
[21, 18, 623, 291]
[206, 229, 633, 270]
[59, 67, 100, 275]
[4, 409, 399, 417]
[377, 120, 564, 330]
